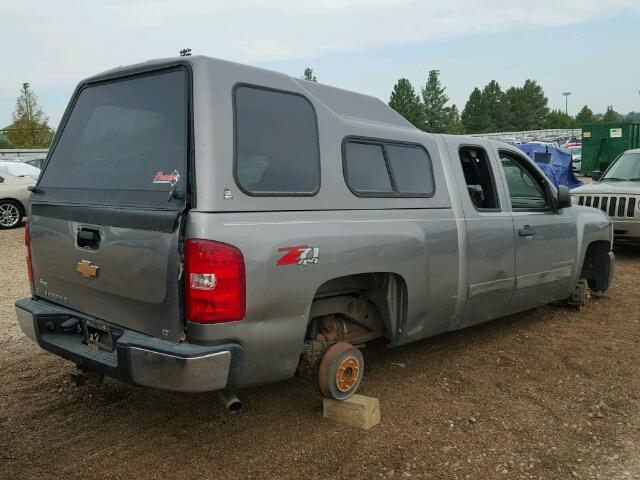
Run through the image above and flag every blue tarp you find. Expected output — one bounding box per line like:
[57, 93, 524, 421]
[517, 143, 582, 189]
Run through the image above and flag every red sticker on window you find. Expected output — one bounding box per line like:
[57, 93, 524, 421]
[153, 170, 181, 186]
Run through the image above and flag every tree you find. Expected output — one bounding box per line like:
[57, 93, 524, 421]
[481, 80, 507, 131]
[0, 135, 12, 148]
[626, 111, 640, 122]
[421, 70, 450, 133]
[6, 83, 54, 148]
[503, 80, 549, 130]
[461, 88, 492, 133]
[445, 104, 465, 134]
[520, 79, 549, 129]
[575, 105, 595, 125]
[602, 106, 622, 123]
[545, 109, 574, 129]
[302, 67, 317, 82]
[388, 78, 424, 129]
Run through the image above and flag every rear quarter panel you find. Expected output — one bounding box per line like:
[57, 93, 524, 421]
[185, 209, 459, 387]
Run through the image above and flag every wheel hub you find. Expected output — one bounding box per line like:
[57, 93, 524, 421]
[335, 356, 360, 392]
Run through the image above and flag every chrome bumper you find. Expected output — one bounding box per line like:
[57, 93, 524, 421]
[15, 298, 240, 393]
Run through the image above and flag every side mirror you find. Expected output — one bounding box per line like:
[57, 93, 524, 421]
[556, 185, 571, 210]
[591, 170, 602, 181]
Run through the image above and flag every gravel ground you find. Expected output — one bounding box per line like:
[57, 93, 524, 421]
[1, 226, 639, 479]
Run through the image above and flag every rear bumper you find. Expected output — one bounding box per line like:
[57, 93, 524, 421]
[15, 297, 242, 393]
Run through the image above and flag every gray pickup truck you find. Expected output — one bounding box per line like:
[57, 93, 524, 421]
[16, 56, 614, 404]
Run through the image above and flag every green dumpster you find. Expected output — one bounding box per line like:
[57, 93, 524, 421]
[581, 121, 640, 175]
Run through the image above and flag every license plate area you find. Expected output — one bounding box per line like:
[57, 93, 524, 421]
[84, 319, 117, 352]
[39, 316, 122, 353]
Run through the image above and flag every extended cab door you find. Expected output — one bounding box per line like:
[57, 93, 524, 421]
[446, 140, 516, 328]
[495, 148, 577, 313]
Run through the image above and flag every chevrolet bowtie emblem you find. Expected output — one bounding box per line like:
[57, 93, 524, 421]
[76, 260, 99, 279]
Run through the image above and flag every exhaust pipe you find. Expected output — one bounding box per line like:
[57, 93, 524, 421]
[217, 391, 242, 414]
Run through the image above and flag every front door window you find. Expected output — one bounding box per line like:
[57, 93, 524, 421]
[500, 152, 549, 210]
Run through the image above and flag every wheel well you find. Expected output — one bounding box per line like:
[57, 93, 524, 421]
[296, 272, 407, 383]
[580, 240, 612, 292]
[309, 272, 407, 340]
[0, 198, 25, 215]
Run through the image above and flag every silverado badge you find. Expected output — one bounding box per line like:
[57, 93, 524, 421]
[76, 260, 99, 279]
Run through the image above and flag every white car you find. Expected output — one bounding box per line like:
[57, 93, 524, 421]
[0, 162, 37, 229]
[0, 160, 41, 179]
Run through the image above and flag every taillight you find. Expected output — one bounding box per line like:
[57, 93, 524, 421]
[185, 239, 246, 323]
[25, 223, 33, 284]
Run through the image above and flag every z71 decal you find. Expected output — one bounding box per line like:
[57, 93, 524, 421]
[277, 246, 320, 266]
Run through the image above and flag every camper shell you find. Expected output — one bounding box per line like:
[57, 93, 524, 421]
[16, 56, 614, 400]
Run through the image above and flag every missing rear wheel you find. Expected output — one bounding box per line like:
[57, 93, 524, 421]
[316, 342, 363, 400]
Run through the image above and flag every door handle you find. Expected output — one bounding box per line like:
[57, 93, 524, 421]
[518, 225, 535, 237]
[77, 227, 101, 250]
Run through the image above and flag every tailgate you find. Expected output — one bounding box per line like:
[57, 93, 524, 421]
[29, 206, 184, 342]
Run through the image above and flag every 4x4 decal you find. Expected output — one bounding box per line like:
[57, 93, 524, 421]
[277, 246, 320, 266]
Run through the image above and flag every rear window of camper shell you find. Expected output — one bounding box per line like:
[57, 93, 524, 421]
[39, 68, 188, 206]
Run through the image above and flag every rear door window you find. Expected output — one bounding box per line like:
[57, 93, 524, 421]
[39, 69, 188, 204]
[234, 86, 320, 195]
[459, 146, 499, 210]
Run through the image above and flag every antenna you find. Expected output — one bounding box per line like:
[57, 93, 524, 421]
[179, 48, 192, 57]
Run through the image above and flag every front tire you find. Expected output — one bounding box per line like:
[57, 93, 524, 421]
[317, 342, 364, 400]
[0, 200, 23, 229]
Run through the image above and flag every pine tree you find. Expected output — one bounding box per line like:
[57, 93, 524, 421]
[575, 105, 595, 125]
[481, 80, 506, 131]
[421, 70, 449, 133]
[6, 83, 54, 148]
[545, 109, 574, 129]
[625, 111, 640, 122]
[461, 88, 492, 133]
[389, 78, 424, 129]
[445, 104, 465, 134]
[504, 86, 525, 130]
[302, 67, 317, 82]
[521, 80, 549, 129]
[602, 106, 621, 123]
[503, 80, 549, 131]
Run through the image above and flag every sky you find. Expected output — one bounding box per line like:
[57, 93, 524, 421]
[1, 0, 639, 130]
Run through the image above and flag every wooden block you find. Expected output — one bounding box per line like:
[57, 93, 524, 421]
[323, 394, 380, 430]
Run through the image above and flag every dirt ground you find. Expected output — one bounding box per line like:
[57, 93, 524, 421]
[1, 227, 639, 480]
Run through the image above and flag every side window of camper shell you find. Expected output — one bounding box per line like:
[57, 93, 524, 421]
[233, 85, 320, 196]
[343, 138, 434, 197]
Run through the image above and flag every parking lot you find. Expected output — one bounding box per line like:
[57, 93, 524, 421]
[1, 226, 639, 480]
